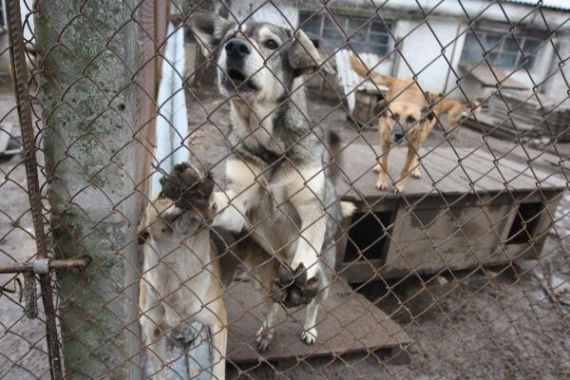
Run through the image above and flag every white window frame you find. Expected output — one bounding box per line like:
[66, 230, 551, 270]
[300, 11, 393, 57]
[460, 29, 544, 71]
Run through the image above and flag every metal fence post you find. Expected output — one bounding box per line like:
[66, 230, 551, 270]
[35, 1, 140, 378]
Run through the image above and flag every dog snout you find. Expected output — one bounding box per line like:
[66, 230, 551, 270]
[393, 132, 405, 142]
[225, 38, 250, 60]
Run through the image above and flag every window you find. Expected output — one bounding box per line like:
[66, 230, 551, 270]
[0, 0, 5, 30]
[300, 11, 392, 56]
[460, 30, 544, 70]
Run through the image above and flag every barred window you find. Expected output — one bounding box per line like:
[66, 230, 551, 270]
[300, 11, 392, 56]
[460, 30, 543, 70]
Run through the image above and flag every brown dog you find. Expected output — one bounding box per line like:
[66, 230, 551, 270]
[350, 55, 435, 192]
[426, 92, 481, 138]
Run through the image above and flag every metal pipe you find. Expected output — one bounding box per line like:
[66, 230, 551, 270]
[0, 258, 91, 274]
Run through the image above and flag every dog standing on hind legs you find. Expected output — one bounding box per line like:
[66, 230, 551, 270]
[189, 14, 355, 351]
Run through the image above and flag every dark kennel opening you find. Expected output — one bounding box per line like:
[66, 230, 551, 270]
[344, 211, 394, 262]
[507, 202, 544, 245]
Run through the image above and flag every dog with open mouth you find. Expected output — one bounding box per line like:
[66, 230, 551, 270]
[189, 14, 355, 351]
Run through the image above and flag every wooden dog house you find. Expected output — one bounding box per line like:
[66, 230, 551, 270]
[335, 144, 565, 283]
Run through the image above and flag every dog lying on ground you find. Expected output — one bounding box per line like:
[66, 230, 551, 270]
[426, 91, 482, 138]
[350, 55, 436, 193]
[189, 15, 355, 350]
[139, 163, 241, 379]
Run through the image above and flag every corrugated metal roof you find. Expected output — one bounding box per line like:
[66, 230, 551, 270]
[503, 0, 570, 11]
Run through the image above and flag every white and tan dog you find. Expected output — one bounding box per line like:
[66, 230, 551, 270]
[138, 163, 227, 379]
[189, 15, 355, 351]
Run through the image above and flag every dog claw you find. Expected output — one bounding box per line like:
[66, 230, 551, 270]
[376, 182, 388, 190]
[301, 328, 318, 345]
[293, 264, 308, 287]
[278, 264, 294, 286]
[256, 327, 274, 352]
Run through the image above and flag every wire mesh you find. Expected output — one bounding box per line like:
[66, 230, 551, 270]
[0, 0, 569, 379]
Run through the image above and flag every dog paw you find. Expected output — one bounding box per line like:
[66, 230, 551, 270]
[375, 180, 388, 190]
[271, 264, 319, 308]
[411, 168, 421, 179]
[255, 327, 274, 352]
[393, 183, 405, 193]
[301, 328, 318, 345]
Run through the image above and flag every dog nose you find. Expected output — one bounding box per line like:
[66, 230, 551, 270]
[225, 38, 250, 59]
[393, 132, 404, 141]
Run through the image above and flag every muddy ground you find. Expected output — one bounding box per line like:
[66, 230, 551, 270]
[0, 86, 568, 379]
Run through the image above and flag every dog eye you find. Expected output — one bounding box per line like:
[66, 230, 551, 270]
[406, 115, 417, 124]
[264, 39, 278, 50]
[391, 113, 399, 120]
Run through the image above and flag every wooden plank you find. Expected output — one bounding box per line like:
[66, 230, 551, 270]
[466, 147, 541, 191]
[384, 201, 512, 272]
[419, 148, 481, 194]
[337, 143, 436, 201]
[225, 280, 413, 364]
[482, 146, 567, 188]
[427, 147, 508, 192]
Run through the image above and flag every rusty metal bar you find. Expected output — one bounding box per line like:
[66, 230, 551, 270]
[6, 0, 64, 379]
[0, 258, 91, 274]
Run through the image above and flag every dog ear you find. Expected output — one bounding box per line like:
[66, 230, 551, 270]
[373, 99, 389, 117]
[188, 13, 233, 57]
[289, 29, 321, 76]
[421, 106, 435, 121]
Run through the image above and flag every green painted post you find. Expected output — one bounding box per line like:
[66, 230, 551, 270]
[35, 1, 141, 378]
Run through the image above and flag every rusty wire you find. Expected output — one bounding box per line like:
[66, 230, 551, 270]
[0, 0, 569, 379]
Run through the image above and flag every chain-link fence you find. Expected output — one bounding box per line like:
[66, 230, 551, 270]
[0, 0, 568, 379]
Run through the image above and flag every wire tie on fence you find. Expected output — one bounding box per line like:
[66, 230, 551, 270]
[32, 258, 50, 274]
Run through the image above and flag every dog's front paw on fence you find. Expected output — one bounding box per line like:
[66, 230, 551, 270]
[270, 263, 319, 308]
[160, 163, 214, 209]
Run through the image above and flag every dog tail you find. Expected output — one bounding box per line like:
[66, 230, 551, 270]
[340, 201, 356, 218]
[326, 130, 343, 183]
[325, 131, 356, 218]
[350, 55, 396, 86]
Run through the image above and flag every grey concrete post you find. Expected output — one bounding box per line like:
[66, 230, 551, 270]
[35, 1, 140, 378]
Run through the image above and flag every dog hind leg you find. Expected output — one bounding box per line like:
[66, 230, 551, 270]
[244, 245, 280, 352]
[208, 307, 227, 380]
[376, 138, 391, 190]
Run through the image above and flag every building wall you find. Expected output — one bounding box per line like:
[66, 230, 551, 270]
[393, 18, 466, 95]
[230, 0, 299, 28]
